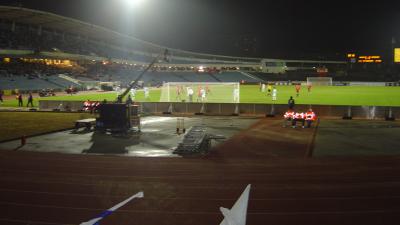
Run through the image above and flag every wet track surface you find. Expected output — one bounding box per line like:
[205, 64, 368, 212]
[1, 118, 400, 225]
[0, 116, 256, 156]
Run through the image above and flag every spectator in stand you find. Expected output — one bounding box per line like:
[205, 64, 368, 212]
[27, 92, 34, 107]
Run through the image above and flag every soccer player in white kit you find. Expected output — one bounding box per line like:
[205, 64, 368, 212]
[261, 83, 266, 92]
[272, 87, 277, 101]
[233, 87, 240, 103]
[200, 88, 206, 102]
[144, 87, 150, 99]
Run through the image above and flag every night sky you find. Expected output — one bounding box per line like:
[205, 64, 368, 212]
[1, 0, 400, 59]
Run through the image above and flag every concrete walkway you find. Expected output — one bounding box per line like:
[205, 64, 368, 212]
[314, 119, 400, 156]
[0, 116, 257, 157]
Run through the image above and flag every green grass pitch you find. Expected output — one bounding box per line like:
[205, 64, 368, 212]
[1, 85, 400, 107]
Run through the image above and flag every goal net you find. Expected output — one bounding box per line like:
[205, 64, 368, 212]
[306, 77, 333, 86]
[160, 82, 240, 103]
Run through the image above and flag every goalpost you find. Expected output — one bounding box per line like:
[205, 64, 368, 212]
[160, 82, 240, 103]
[306, 77, 333, 86]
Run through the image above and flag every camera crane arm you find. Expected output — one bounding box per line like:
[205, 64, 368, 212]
[117, 49, 169, 101]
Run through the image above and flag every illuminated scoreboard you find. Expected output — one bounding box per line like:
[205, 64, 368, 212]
[395, 48, 400, 63]
[347, 53, 382, 63]
[357, 56, 382, 63]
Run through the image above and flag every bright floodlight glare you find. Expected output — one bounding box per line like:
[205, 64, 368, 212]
[123, 0, 145, 7]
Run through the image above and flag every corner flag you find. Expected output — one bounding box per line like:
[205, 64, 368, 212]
[219, 184, 251, 225]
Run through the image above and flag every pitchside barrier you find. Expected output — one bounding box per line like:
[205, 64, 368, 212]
[39, 100, 85, 112]
[39, 100, 399, 120]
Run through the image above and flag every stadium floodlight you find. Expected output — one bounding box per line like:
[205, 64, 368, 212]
[122, 0, 146, 8]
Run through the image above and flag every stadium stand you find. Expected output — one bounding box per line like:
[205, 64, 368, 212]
[0, 5, 267, 67]
[0, 60, 82, 91]
[0, 23, 255, 65]
[82, 63, 261, 85]
[2, 5, 399, 93]
[0, 75, 59, 90]
[214, 72, 261, 82]
[1, 58, 398, 93]
[43, 75, 78, 88]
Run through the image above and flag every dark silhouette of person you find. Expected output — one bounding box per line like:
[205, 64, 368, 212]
[18, 94, 23, 107]
[288, 96, 295, 109]
[27, 92, 34, 107]
[126, 95, 133, 105]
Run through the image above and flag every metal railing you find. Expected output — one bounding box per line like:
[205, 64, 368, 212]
[39, 100, 398, 120]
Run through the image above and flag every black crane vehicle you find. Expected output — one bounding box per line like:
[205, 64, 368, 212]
[95, 49, 170, 133]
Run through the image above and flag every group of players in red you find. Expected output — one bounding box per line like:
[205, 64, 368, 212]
[283, 83, 316, 128]
[295, 83, 312, 97]
[175, 85, 211, 102]
[283, 108, 317, 128]
[83, 100, 101, 113]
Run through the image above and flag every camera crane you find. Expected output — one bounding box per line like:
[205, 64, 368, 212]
[117, 49, 169, 102]
[95, 49, 170, 133]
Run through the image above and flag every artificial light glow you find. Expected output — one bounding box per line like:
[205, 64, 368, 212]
[122, 0, 146, 7]
[198, 66, 205, 72]
[395, 49, 400, 63]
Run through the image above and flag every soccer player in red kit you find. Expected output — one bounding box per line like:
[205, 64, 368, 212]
[295, 84, 301, 97]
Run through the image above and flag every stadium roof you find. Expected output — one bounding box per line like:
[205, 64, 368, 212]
[0, 5, 345, 64]
[0, 6, 265, 62]
[0, 6, 163, 50]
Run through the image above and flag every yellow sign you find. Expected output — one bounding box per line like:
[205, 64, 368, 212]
[359, 56, 380, 59]
[357, 55, 382, 63]
[347, 53, 356, 58]
[395, 48, 400, 63]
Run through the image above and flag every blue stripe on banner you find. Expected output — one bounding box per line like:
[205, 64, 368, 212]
[97, 210, 113, 218]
